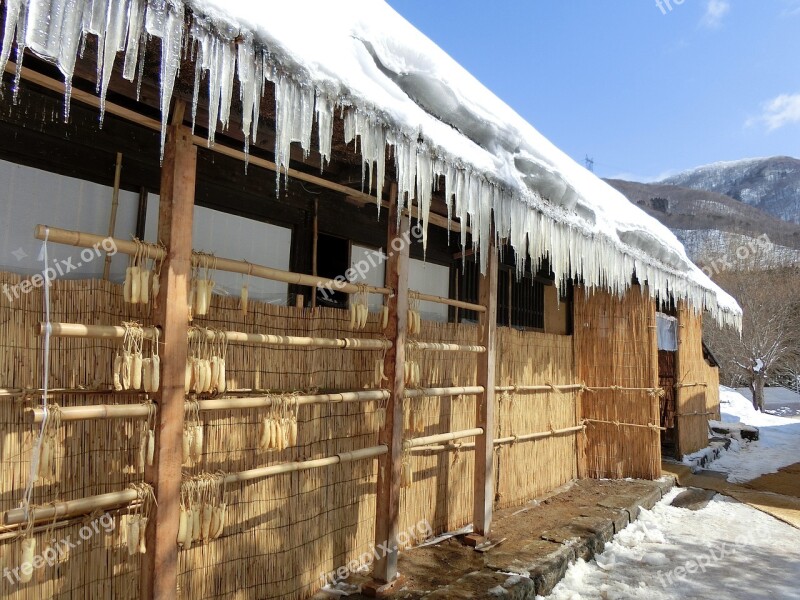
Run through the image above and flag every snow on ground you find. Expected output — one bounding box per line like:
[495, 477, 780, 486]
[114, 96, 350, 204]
[700, 387, 800, 483]
[539, 488, 800, 600]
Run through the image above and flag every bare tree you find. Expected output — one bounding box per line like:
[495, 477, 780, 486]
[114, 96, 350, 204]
[705, 266, 800, 411]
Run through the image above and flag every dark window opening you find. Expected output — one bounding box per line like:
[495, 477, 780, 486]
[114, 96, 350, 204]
[315, 233, 350, 308]
[450, 255, 546, 330]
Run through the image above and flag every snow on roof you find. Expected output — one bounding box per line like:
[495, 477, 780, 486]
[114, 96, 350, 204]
[0, 0, 742, 328]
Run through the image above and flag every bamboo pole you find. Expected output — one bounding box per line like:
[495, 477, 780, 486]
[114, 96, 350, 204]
[403, 428, 484, 449]
[495, 384, 585, 393]
[223, 445, 387, 484]
[494, 425, 586, 445]
[196, 390, 390, 412]
[102, 152, 123, 280]
[403, 386, 484, 399]
[28, 404, 154, 423]
[4, 489, 139, 526]
[409, 342, 486, 353]
[409, 291, 486, 313]
[37, 323, 159, 340]
[409, 424, 587, 452]
[38, 322, 391, 350]
[35, 225, 392, 296]
[2, 447, 387, 526]
[0, 388, 145, 397]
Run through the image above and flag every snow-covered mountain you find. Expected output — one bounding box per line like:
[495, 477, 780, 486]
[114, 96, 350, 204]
[659, 156, 800, 224]
[605, 178, 800, 271]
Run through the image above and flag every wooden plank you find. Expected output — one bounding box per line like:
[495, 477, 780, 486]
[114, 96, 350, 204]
[371, 186, 409, 585]
[140, 125, 196, 600]
[473, 235, 498, 536]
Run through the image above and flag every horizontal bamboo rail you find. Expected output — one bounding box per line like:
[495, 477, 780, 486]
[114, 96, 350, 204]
[583, 418, 666, 431]
[409, 342, 486, 353]
[38, 322, 391, 350]
[409, 290, 485, 313]
[3, 446, 387, 525]
[494, 424, 586, 445]
[35, 225, 392, 296]
[29, 391, 391, 421]
[675, 411, 716, 418]
[0, 388, 145, 398]
[37, 323, 159, 340]
[409, 424, 586, 452]
[403, 386, 484, 399]
[403, 428, 484, 449]
[197, 329, 392, 350]
[27, 404, 154, 423]
[4, 489, 139, 526]
[222, 445, 387, 484]
[197, 390, 390, 411]
[495, 384, 585, 393]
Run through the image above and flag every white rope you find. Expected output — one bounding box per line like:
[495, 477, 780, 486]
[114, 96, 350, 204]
[23, 227, 53, 517]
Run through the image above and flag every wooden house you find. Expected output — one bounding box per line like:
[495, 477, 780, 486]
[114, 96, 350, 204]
[0, 1, 739, 598]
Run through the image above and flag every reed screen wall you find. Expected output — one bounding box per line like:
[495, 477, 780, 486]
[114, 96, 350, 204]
[0, 272, 586, 600]
[573, 287, 662, 479]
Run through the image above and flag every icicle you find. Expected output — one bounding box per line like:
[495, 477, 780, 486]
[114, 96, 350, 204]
[123, 0, 145, 82]
[0, 0, 23, 78]
[270, 73, 316, 193]
[99, 0, 131, 124]
[415, 151, 433, 253]
[316, 93, 333, 169]
[149, 0, 184, 160]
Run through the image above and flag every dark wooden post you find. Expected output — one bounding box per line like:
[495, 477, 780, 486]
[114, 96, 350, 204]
[368, 186, 409, 590]
[141, 124, 196, 600]
[473, 235, 497, 537]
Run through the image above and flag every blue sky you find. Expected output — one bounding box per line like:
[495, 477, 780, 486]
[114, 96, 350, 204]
[386, 0, 800, 182]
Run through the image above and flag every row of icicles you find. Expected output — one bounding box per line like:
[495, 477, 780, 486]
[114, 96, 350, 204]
[113, 322, 160, 393]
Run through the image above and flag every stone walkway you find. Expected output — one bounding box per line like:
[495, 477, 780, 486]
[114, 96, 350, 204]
[314, 478, 675, 599]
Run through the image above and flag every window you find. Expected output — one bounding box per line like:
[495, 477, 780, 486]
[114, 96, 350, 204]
[451, 256, 546, 330]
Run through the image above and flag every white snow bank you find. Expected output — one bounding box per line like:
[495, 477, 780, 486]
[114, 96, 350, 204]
[539, 488, 800, 600]
[700, 387, 800, 483]
[0, 0, 741, 327]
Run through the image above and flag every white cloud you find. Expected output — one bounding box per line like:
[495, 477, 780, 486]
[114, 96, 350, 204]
[748, 93, 800, 132]
[702, 0, 730, 28]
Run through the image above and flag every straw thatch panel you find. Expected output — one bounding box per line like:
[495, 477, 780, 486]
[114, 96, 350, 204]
[675, 304, 715, 456]
[493, 329, 578, 509]
[0, 272, 386, 600]
[1, 273, 147, 600]
[398, 321, 479, 540]
[574, 287, 662, 479]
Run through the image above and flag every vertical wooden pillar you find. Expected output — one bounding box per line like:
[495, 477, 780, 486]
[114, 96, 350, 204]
[370, 187, 409, 587]
[141, 125, 196, 600]
[473, 236, 497, 537]
[573, 287, 586, 479]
